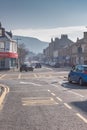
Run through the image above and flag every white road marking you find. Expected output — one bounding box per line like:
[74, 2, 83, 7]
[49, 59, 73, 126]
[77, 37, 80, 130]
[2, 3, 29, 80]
[76, 113, 87, 123]
[34, 74, 38, 78]
[20, 81, 42, 86]
[18, 73, 21, 79]
[51, 84, 58, 88]
[52, 81, 84, 98]
[56, 97, 62, 102]
[42, 67, 53, 70]
[59, 81, 63, 85]
[68, 90, 84, 98]
[48, 90, 51, 92]
[51, 93, 56, 96]
[64, 103, 72, 109]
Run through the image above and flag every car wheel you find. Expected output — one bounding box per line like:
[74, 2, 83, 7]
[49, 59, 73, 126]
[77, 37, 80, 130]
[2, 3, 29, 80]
[68, 76, 72, 83]
[79, 78, 83, 86]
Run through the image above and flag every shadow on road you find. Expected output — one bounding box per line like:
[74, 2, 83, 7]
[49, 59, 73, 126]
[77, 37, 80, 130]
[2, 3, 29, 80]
[71, 100, 87, 114]
[61, 82, 87, 90]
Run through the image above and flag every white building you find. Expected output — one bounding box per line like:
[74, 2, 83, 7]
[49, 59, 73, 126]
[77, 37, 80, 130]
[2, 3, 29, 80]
[0, 23, 18, 70]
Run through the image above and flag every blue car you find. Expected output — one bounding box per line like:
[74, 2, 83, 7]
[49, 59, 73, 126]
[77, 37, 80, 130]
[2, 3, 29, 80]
[68, 65, 87, 85]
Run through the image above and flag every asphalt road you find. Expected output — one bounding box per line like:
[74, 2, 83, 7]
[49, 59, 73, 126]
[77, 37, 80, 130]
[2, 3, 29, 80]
[0, 66, 87, 130]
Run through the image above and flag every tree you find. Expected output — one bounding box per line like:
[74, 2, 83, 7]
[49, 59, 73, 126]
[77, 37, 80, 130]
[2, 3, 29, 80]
[18, 43, 29, 64]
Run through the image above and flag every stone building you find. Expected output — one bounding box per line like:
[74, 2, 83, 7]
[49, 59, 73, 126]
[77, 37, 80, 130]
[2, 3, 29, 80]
[43, 34, 74, 64]
[58, 32, 87, 66]
[71, 32, 87, 65]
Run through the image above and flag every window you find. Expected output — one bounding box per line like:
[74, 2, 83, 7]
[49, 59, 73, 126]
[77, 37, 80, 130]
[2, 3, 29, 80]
[1, 58, 5, 67]
[0, 42, 5, 51]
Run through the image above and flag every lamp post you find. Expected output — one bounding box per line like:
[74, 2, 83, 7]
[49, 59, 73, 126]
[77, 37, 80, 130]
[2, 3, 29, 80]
[15, 37, 21, 68]
[77, 44, 82, 64]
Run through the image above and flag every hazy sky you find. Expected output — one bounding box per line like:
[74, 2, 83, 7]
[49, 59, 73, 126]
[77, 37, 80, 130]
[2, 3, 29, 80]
[0, 0, 87, 41]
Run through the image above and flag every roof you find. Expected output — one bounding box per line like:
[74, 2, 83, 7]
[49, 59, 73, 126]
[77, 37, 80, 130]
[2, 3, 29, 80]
[0, 32, 15, 42]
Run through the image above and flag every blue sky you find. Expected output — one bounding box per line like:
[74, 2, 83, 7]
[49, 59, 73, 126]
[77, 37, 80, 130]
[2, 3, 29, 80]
[0, 0, 87, 41]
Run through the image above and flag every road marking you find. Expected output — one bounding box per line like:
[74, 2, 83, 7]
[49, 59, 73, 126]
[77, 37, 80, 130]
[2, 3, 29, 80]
[20, 81, 42, 86]
[48, 90, 51, 92]
[0, 85, 9, 107]
[34, 74, 38, 78]
[64, 103, 72, 109]
[56, 97, 62, 102]
[51, 93, 56, 96]
[18, 73, 21, 79]
[22, 97, 58, 106]
[0, 74, 7, 79]
[43, 67, 53, 70]
[51, 84, 58, 88]
[76, 113, 87, 123]
[68, 90, 84, 98]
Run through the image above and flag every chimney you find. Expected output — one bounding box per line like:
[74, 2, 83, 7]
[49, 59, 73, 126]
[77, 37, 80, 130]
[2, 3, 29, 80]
[2, 28, 5, 36]
[61, 34, 68, 39]
[51, 38, 53, 43]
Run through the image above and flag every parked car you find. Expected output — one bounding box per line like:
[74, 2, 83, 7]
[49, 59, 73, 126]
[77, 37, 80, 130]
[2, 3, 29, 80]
[20, 64, 34, 72]
[68, 65, 87, 85]
[35, 63, 42, 68]
[54, 63, 60, 68]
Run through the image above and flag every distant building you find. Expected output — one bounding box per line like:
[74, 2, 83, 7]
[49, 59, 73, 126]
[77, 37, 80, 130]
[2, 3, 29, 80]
[43, 34, 74, 63]
[58, 32, 87, 66]
[71, 32, 87, 65]
[0, 22, 18, 70]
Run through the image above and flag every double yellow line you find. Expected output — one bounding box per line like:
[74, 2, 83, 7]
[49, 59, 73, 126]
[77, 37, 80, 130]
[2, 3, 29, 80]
[0, 84, 9, 109]
[0, 74, 7, 79]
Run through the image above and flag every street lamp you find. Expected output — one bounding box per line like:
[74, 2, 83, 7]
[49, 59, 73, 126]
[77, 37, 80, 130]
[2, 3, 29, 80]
[77, 44, 82, 64]
[15, 37, 21, 68]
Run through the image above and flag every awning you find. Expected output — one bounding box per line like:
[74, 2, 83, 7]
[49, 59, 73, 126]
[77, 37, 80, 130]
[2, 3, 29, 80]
[0, 52, 18, 58]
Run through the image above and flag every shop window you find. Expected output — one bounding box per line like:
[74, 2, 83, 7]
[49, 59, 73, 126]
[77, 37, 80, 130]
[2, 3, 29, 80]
[10, 58, 16, 67]
[1, 59, 5, 67]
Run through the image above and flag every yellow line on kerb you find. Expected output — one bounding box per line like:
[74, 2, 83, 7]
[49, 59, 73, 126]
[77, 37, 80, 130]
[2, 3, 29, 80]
[0, 74, 7, 79]
[0, 84, 9, 107]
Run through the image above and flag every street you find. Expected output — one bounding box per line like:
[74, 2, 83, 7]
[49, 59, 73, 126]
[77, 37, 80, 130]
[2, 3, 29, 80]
[0, 66, 87, 130]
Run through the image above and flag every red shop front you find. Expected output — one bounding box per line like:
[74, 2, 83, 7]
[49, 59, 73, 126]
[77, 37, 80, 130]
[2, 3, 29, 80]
[0, 52, 18, 70]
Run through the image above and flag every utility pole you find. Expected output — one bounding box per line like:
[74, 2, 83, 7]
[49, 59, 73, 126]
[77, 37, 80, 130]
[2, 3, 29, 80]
[16, 37, 21, 50]
[15, 37, 21, 68]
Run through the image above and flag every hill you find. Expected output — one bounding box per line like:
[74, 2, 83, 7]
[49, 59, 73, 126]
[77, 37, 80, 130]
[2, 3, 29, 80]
[13, 35, 48, 54]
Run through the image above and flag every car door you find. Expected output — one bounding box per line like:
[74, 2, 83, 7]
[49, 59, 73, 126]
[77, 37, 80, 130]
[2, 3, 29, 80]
[69, 66, 77, 81]
[73, 65, 82, 82]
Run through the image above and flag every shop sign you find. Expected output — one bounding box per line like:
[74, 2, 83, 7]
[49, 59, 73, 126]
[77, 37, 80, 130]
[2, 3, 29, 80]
[0, 52, 18, 58]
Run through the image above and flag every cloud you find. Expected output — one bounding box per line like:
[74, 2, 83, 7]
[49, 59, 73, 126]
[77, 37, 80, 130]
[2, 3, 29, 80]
[12, 26, 87, 42]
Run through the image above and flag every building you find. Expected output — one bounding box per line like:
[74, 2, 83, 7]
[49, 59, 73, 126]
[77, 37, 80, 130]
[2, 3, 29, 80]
[71, 32, 87, 65]
[58, 32, 87, 66]
[0, 23, 18, 70]
[43, 34, 74, 64]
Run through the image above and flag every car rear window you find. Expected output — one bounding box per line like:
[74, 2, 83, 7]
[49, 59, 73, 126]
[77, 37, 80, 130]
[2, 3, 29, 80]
[84, 67, 87, 71]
